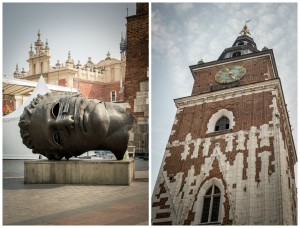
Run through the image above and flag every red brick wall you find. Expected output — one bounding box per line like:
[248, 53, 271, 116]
[192, 56, 274, 95]
[170, 92, 274, 142]
[3, 95, 15, 115]
[73, 79, 123, 101]
[58, 79, 66, 87]
[136, 3, 149, 14]
[124, 3, 149, 112]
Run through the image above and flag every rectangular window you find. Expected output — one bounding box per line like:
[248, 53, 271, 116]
[201, 197, 211, 223]
[111, 91, 116, 102]
[211, 196, 220, 222]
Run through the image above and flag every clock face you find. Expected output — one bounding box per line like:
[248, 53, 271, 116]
[215, 65, 246, 84]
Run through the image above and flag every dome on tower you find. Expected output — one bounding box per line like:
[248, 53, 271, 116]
[218, 21, 259, 60]
[34, 30, 43, 47]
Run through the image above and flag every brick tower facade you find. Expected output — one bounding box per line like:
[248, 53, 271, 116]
[125, 3, 149, 157]
[152, 24, 297, 225]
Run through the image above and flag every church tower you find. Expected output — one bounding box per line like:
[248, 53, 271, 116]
[152, 22, 297, 225]
[27, 30, 51, 80]
[120, 30, 127, 61]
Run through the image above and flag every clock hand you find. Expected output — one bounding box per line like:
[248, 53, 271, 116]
[226, 68, 235, 79]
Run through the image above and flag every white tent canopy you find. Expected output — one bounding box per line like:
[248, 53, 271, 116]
[3, 76, 50, 119]
[3, 75, 77, 159]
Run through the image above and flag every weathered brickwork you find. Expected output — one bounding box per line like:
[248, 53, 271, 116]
[124, 3, 149, 155]
[169, 92, 273, 142]
[152, 85, 297, 225]
[73, 79, 123, 101]
[124, 3, 149, 113]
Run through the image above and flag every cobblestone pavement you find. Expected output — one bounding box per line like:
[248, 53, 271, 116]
[3, 160, 149, 225]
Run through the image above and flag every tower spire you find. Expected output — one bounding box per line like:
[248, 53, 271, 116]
[106, 51, 111, 60]
[37, 29, 41, 41]
[29, 43, 34, 57]
[13, 64, 21, 78]
[45, 39, 49, 50]
[34, 29, 44, 55]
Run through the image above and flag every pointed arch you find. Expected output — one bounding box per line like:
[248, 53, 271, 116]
[193, 178, 225, 225]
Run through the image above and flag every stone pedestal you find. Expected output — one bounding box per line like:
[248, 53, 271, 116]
[24, 159, 134, 185]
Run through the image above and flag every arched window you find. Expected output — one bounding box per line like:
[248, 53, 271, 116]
[215, 116, 230, 131]
[201, 185, 221, 223]
[232, 51, 241, 57]
[206, 109, 235, 134]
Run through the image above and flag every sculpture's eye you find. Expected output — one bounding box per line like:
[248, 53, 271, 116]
[53, 131, 62, 146]
[52, 103, 59, 118]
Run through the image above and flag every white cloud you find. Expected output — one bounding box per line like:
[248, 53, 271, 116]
[174, 3, 194, 15]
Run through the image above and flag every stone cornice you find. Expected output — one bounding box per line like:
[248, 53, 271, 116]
[174, 79, 279, 109]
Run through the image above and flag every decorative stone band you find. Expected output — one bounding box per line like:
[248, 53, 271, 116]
[175, 79, 280, 109]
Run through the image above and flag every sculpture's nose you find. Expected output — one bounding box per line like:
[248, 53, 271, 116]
[52, 115, 75, 130]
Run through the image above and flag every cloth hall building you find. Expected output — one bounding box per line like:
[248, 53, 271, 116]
[12, 30, 126, 103]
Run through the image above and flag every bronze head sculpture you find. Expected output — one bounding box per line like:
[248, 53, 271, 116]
[18, 93, 133, 160]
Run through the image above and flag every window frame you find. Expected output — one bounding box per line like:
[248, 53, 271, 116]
[206, 109, 235, 134]
[200, 184, 222, 224]
[111, 90, 116, 102]
[214, 116, 230, 132]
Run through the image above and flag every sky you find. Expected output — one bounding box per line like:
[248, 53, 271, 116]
[151, 3, 298, 192]
[2, 3, 136, 77]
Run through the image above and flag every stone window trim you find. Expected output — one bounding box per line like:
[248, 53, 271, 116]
[193, 178, 225, 225]
[206, 109, 235, 134]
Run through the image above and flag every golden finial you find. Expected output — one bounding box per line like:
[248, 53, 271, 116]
[240, 19, 251, 36]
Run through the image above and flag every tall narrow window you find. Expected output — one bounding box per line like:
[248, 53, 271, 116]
[40, 62, 43, 73]
[215, 116, 230, 131]
[33, 64, 36, 75]
[111, 91, 116, 102]
[201, 185, 221, 224]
